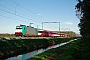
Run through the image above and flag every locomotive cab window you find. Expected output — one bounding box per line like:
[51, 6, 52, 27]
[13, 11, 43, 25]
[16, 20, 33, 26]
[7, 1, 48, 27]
[16, 28, 22, 29]
[38, 31, 42, 33]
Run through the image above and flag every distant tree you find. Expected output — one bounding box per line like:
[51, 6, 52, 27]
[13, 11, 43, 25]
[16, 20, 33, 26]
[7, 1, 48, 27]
[75, 0, 90, 39]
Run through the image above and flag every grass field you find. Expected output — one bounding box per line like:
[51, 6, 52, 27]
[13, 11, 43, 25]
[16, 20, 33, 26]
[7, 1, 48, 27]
[28, 38, 90, 60]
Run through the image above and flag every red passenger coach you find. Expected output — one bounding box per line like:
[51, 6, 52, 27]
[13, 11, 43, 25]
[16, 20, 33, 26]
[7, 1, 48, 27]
[40, 30, 60, 37]
[41, 30, 50, 37]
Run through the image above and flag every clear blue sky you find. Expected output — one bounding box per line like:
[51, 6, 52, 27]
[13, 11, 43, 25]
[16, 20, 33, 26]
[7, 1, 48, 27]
[0, 0, 80, 34]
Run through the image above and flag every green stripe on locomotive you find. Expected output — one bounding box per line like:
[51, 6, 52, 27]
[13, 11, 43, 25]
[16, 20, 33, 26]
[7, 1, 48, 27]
[21, 25, 27, 35]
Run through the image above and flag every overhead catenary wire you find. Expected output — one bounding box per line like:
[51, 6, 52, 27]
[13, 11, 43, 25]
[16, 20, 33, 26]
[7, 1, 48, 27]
[1, 0, 44, 22]
[0, 0, 47, 26]
[8, 0, 56, 25]
[0, 8, 39, 23]
[0, 14, 28, 23]
[0, 8, 59, 30]
[0, 4, 29, 18]
[0, 8, 53, 29]
[0, 3, 43, 28]
[0, 0, 43, 23]
[0, 0, 60, 31]
[8, 0, 50, 20]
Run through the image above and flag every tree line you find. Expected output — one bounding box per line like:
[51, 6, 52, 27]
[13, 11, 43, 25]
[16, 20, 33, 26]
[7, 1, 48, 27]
[76, 0, 90, 40]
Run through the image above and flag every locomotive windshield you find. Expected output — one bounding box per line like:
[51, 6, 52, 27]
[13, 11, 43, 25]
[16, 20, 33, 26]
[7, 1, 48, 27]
[16, 26, 22, 29]
[16, 28, 22, 29]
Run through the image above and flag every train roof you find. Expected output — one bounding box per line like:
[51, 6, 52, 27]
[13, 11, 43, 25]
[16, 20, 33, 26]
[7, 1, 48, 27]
[20, 24, 26, 26]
